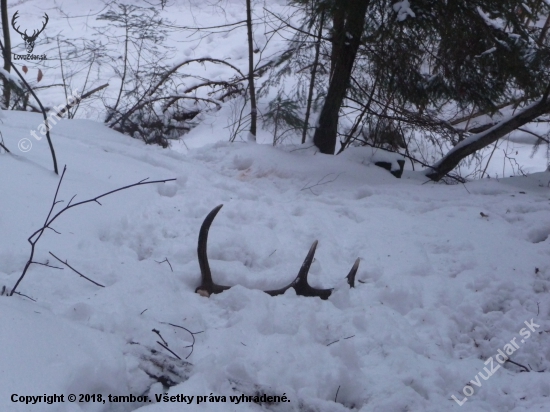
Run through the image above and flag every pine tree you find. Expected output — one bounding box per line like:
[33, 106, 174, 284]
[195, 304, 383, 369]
[291, 0, 550, 176]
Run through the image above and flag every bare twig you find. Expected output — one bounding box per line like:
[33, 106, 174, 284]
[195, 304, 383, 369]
[506, 359, 530, 372]
[517, 127, 550, 144]
[263, 8, 332, 42]
[70, 53, 97, 119]
[165, 20, 247, 31]
[56, 83, 109, 118]
[300, 173, 343, 195]
[0, 130, 10, 153]
[108, 58, 244, 129]
[289, 145, 315, 152]
[246, 0, 257, 139]
[57, 36, 70, 116]
[155, 258, 173, 272]
[156, 341, 182, 360]
[160, 322, 204, 359]
[327, 335, 355, 346]
[48, 252, 105, 287]
[152, 328, 168, 346]
[30, 260, 63, 270]
[481, 141, 499, 178]
[0, 141, 9, 153]
[10, 166, 176, 295]
[11, 291, 36, 301]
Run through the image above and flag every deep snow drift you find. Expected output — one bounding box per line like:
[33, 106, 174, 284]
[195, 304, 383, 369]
[0, 109, 549, 412]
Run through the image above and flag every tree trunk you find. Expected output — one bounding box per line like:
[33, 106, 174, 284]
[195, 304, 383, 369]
[330, 5, 344, 79]
[246, 0, 257, 141]
[302, 10, 324, 144]
[313, 0, 370, 154]
[427, 96, 550, 181]
[1, 0, 12, 108]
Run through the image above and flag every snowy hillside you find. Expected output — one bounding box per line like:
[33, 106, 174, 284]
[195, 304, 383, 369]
[1, 0, 550, 411]
[1, 109, 550, 412]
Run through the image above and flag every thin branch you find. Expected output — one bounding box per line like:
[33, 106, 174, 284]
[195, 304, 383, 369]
[49, 252, 105, 287]
[163, 20, 247, 31]
[300, 173, 343, 195]
[11, 291, 36, 301]
[160, 322, 204, 359]
[327, 335, 355, 346]
[506, 359, 530, 372]
[0, 139, 9, 154]
[30, 260, 63, 270]
[155, 258, 173, 272]
[517, 127, 550, 144]
[108, 56, 244, 128]
[56, 83, 109, 118]
[481, 141, 499, 178]
[152, 328, 168, 346]
[449, 96, 531, 126]
[156, 341, 182, 360]
[263, 8, 332, 42]
[57, 36, 69, 116]
[10, 166, 175, 295]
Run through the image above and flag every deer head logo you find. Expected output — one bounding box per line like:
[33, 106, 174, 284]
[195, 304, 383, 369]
[11, 11, 49, 54]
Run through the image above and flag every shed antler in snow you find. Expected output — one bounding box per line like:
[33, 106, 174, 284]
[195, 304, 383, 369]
[196, 205, 360, 299]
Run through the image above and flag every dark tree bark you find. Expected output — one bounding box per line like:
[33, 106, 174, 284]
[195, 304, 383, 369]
[329, 5, 344, 79]
[302, 10, 324, 144]
[427, 95, 550, 181]
[246, 0, 257, 140]
[313, 0, 370, 154]
[1, 0, 12, 108]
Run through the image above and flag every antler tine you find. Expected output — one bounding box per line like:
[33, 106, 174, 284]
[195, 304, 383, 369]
[195, 204, 231, 297]
[346, 258, 360, 288]
[28, 13, 49, 40]
[11, 11, 25, 36]
[265, 240, 333, 300]
[35, 13, 49, 37]
[11, 12, 48, 40]
[196, 205, 360, 300]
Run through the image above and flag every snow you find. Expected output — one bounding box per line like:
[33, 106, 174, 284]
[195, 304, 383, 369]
[476, 47, 497, 58]
[353, 147, 404, 171]
[1, 107, 550, 412]
[0, 67, 23, 87]
[393, 1, 415, 22]
[1, 297, 129, 412]
[0, 1, 549, 411]
[477, 7, 506, 30]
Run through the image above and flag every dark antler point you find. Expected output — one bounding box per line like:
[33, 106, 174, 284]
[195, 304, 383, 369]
[346, 258, 360, 288]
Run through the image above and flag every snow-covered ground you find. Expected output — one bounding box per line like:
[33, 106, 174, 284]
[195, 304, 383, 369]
[1, 1, 550, 411]
[1, 108, 550, 412]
